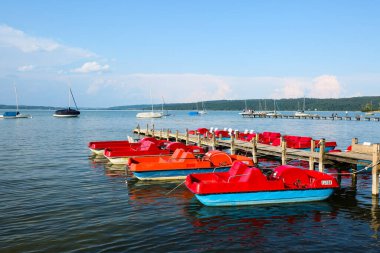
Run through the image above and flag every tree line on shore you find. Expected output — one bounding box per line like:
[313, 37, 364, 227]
[110, 96, 380, 112]
[1, 96, 380, 112]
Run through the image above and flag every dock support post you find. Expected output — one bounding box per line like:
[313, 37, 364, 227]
[318, 139, 326, 172]
[197, 134, 201, 147]
[166, 129, 170, 141]
[309, 140, 315, 170]
[146, 124, 149, 136]
[137, 124, 141, 138]
[351, 164, 357, 190]
[235, 130, 239, 140]
[230, 134, 235, 155]
[186, 129, 189, 145]
[175, 130, 179, 142]
[281, 136, 287, 165]
[351, 138, 358, 150]
[251, 137, 258, 164]
[372, 144, 380, 196]
[152, 124, 155, 137]
[212, 132, 216, 150]
[159, 129, 163, 139]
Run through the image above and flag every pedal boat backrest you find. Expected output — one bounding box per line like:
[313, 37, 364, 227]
[204, 150, 233, 167]
[139, 141, 159, 151]
[271, 166, 310, 188]
[226, 161, 264, 183]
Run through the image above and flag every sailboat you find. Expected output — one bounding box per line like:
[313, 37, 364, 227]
[53, 87, 80, 117]
[188, 102, 200, 116]
[136, 91, 163, 118]
[198, 100, 207, 115]
[266, 99, 281, 116]
[364, 101, 375, 115]
[294, 97, 318, 117]
[1, 84, 31, 119]
[161, 96, 171, 117]
[239, 100, 254, 116]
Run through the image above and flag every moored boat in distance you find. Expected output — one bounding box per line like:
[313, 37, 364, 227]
[1, 111, 31, 119]
[0, 84, 31, 119]
[53, 108, 80, 118]
[128, 150, 254, 180]
[53, 87, 80, 118]
[294, 97, 319, 117]
[136, 111, 163, 118]
[185, 161, 339, 206]
[198, 100, 207, 115]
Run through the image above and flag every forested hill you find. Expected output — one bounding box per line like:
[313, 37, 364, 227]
[109, 96, 380, 111]
[1, 96, 379, 111]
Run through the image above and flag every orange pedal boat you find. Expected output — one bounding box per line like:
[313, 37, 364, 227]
[128, 149, 254, 180]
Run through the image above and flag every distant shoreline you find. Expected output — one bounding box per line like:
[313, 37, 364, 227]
[1, 96, 379, 111]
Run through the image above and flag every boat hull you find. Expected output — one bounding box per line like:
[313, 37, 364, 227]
[106, 156, 131, 165]
[1, 114, 31, 119]
[53, 114, 79, 118]
[136, 112, 163, 118]
[195, 188, 335, 206]
[133, 167, 231, 180]
[89, 148, 105, 156]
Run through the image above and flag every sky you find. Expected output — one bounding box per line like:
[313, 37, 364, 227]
[0, 0, 379, 107]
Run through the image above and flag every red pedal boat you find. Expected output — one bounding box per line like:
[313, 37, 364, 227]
[104, 141, 205, 165]
[185, 161, 339, 206]
[88, 137, 163, 155]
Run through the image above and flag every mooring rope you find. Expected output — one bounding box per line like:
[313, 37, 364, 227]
[165, 180, 186, 195]
[327, 161, 380, 175]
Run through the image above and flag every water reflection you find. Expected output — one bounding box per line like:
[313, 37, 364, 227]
[186, 200, 335, 228]
[371, 197, 380, 239]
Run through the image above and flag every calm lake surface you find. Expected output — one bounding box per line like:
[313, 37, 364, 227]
[1, 110, 380, 252]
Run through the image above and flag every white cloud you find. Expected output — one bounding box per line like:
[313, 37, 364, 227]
[270, 75, 343, 99]
[0, 24, 96, 76]
[85, 73, 234, 104]
[73, 61, 110, 73]
[17, 65, 34, 72]
[272, 79, 306, 99]
[0, 24, 60, 53]
[309, 75, 341, 98]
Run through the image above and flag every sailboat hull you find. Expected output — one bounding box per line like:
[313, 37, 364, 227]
[0, 114, 31, 119]
[136, 112, 163, 118]
[53, 109, 80, 117]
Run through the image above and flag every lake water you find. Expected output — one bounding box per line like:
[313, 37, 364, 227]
[1, 110, 380, 252]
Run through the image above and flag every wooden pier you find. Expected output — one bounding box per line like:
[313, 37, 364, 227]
[242, 114, 380, 121]
[133, 124, 380, 196]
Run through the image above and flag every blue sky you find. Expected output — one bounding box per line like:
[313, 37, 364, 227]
[0, 0, 379, 107]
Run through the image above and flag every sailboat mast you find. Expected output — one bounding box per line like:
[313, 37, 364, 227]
[303, 97, 306, 111]
[68, 87, 71, 108]
[69, 88, 79, 110]
[150, 89, 154, 112]
[14, 84, 19, 112]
